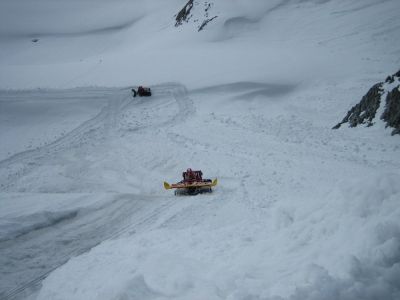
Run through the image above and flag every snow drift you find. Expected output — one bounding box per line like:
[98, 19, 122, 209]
[36, 173, 400, 300]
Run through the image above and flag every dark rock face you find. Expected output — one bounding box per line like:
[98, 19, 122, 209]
[175, 0, 194, 27]
[198, 16, 218, 31]
[332, 83, 383, 129]
[175, 1, 217, 31]
[382, 87, 400, 135]
[385, 70, 400, 84]
[333, 70, 400, 135]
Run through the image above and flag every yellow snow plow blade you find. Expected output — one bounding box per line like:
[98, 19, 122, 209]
[163, 179, 217, 190]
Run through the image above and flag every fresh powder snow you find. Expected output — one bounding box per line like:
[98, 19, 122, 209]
[0, 0, 399, 300]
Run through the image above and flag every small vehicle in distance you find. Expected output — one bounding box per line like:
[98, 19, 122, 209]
[132, 86, 152, 97]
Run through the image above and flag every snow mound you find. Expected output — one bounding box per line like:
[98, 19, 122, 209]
[36, 173, 400, 300]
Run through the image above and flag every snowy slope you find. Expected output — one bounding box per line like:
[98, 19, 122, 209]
[1, 0, 399, 89]
[1, 0, 400, 299]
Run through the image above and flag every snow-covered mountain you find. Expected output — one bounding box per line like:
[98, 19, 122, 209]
[0, 1, 399, 300]
[1, 0, 399, 89]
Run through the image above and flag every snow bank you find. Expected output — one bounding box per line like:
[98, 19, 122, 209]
[285, 174, 400, 300]
[36, 173, 400, 300]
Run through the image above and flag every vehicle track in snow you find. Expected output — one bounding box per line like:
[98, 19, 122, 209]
[0, 195, 177, 300]
[0, 83, 194, 192]
[119, 83, 195, 134]
[0, 82, 194, 299]
[0, 88, 129, 191]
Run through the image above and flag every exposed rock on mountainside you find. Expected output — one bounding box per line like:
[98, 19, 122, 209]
[175, 0, 217, 31]
[382, 86, 400, 135]
[333, 83, 383, 128]
[198, 16, 218, 31]
[333, 70, 400, 135]
[175, 0, 194, 26]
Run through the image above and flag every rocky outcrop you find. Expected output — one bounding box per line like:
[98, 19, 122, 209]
[198, 16, 218, 31]
[333, 70, 400, 135]
[175, 0, 194, 27]
[332, 83, 383, 129]
[382, 87, 400, 135]
[175, 1, 218, 32]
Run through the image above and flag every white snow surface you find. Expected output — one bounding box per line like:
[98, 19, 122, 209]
[0, 0, 400, 299]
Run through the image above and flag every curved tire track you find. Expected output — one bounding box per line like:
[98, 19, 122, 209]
[0, 83, 194, 192]
[0, 195, 177, 300]
[0, 88, 132, 191]
[0, 82, 194, 299]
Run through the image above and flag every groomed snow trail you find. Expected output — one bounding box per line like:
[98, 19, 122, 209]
[2, 78, 399, 300]
[0, 83, 196, 299]
[1, 0, 400, 299]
